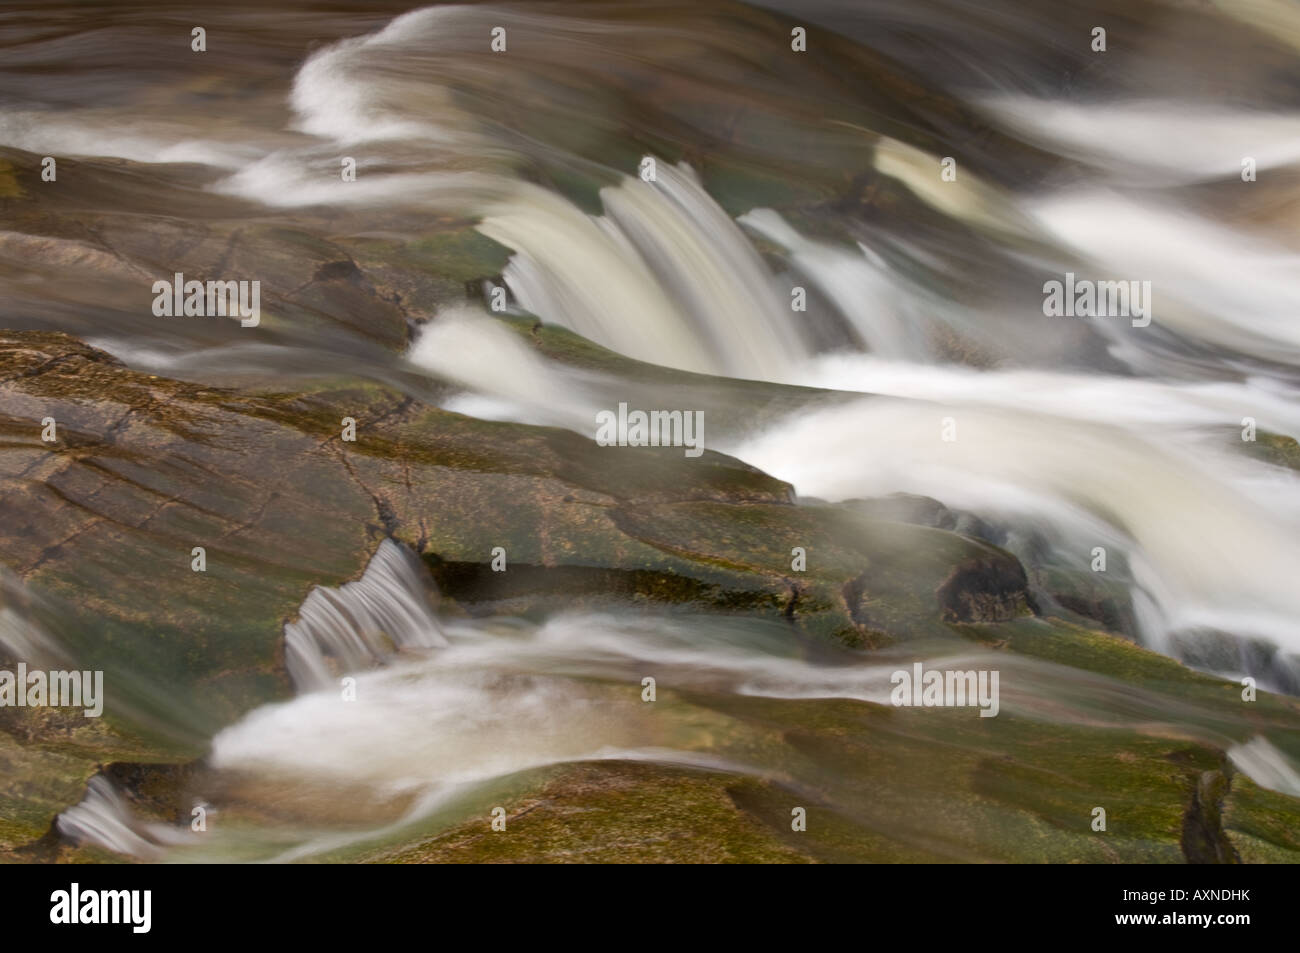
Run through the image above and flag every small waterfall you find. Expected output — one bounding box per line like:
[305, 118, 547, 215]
[55, 776, 193, 860]
[284, 540, 446, 692]
[482, 164, 808, 380]
[51, 540, 448, 859]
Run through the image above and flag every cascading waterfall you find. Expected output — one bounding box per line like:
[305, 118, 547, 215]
[244, 3, 1300, 688]
[55, 776, 195, 860]
[49, 541, 446, 858]
[284, 540, 447, 691]
[5, 0, 1300, 864]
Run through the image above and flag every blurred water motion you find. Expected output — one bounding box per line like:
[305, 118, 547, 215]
[2, 0, 1299, 862]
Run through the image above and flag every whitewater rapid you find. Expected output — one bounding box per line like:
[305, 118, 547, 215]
[229, 4, 1300, 679]
[7, 0, 1299, 860]
[53, 536, 1299, 862]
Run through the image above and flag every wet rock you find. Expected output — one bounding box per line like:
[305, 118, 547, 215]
[936, 554, 1033, 623]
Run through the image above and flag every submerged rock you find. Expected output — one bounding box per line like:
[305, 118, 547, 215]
[2, 329, 1299, 864]
[0, 330, 1018, 726]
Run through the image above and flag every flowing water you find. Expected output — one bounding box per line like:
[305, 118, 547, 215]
[2, 0, 1299, 859]
[50, 543, 1300, 862]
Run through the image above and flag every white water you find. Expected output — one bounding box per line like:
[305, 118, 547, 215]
[7, 0, 1300, 860]
[0, 2, 1292, 690]
[739, 208, 921, 360]
[979, 96, 1300, 186]
[144, 552, 1300, 860]
[480, 177, 717, 374]
[0, 110, 260, 169]
[406, 304, 597, 427]
[216, 614, 803, 813]
[55, 776, 195, 860]
[258, 5, 1300, 681]
[284, 540, 446, 691]
[1028, 191, 1300, 366]
[734, 393, 1300, 656]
